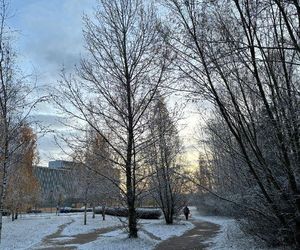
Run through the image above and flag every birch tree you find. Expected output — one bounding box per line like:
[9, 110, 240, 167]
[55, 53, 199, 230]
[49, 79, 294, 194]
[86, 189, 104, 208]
[0, 0, 43, 243]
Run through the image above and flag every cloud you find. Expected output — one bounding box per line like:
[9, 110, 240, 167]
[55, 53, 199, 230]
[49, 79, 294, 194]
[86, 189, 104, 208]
[37, 134, 71, 167]
[30, 113, 65, 130]
[8, 1, 97, 165]
[11, 0, 96, 74]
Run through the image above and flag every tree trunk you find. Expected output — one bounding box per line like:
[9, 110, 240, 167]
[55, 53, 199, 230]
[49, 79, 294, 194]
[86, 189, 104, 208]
[0, 156, 8, 243]
[92, 204, 95, 219]
[128, 199, 137, 238]
[102, 205, 106, 221]
[84, 202, 87, 225]
[294, 198, 300, 246]
[0, 212, 2, 243]
[126, 79, 138, 238]
[126, 154, 137, 237]
[165, 214, 173, 224]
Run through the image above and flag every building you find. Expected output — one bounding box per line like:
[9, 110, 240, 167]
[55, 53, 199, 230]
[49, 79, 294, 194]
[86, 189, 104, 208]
[33, 161, 78, 207]
[34, 160, 121, 207]
[48, 160, 74, 169]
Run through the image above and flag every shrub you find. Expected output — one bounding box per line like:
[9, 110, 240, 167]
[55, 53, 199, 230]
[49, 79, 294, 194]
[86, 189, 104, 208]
[59, 207, 92, 213]
[94, 207, 162, 219]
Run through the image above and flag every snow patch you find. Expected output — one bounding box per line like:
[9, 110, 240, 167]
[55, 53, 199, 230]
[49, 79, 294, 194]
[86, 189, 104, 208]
[78, 230, 158, 250]
[141, 219, 194, 240]
[192, 207, 291, 250]
[62, 212, 121, 236]
[2, 213, 73, 250]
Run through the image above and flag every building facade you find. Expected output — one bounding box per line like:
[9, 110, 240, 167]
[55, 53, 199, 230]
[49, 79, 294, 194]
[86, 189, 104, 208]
[33, 161, 78, 207]
[34, 160, 121, 207]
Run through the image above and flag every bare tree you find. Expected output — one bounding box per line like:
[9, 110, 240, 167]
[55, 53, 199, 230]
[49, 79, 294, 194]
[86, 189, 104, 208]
[0, 0, 44, 243]
[6, 126, 40, 221]
[164, 0, 300, 246]
[71, 130, 120, 225]
[144, 96, 186, 224]
[53, 0, 169, 237]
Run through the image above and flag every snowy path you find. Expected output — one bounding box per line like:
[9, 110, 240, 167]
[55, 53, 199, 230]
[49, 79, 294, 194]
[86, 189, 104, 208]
[189, 208, 291, 249]
[31, 214, 122, 249]
[39, 218, 75, 247]
[3, 208, 268, 249]
[35, 224, 121, 249]
[155, 220, 220, 250]
[2, 213, 75, 250]
[154, 207, 220, 250]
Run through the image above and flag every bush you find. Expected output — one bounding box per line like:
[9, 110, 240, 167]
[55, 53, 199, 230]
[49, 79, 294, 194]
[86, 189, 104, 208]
[94, 207, 162, 219]
[196, 193, 237, 217]
[2, 209, 11, 216]
[196, 192, 294, 247]
[27, 209, 42, 214]
[59, 207, 92, 213]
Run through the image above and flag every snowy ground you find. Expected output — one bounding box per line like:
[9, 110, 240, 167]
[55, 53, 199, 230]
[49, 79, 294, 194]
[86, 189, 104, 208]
[141, 219, 194, 240]
[2, 213, 74, 249]
[193, 213, 256, 250]
[62, 213, 121, 236]
[78, 230, 157, 250]
[191, 207, 291, 250]
[73, 216, 194, 249]
[2, 211, 193, 250]
[3, 207, 288, 250]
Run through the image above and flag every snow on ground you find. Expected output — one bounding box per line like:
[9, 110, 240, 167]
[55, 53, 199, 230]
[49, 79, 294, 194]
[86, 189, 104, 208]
[4, 207, 290, 250]
[2, 211, 194, 250]
[2, 213, 74, 250]
[193, 214, 257, 250]
[191, 207, 290, 250]
[62, 213, 121, 236]
[141, 219, 194, 240]
[3, 207, 280, 250]
[74, 217, 194, 249]
[78, 230, 158, 250]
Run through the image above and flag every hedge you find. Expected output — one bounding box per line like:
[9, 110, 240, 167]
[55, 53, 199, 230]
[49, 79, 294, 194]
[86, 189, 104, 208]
[95, 207, 161, 219]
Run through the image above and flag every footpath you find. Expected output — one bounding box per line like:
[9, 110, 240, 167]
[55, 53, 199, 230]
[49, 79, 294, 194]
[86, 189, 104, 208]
[155, 208, 220, 250]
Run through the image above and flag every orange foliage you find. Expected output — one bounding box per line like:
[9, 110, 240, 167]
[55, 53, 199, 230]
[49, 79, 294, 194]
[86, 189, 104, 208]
[6, 125, 40, 211]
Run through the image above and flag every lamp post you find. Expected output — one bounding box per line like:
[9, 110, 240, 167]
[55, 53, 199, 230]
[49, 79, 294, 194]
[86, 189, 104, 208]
[50, 190, 53, 213]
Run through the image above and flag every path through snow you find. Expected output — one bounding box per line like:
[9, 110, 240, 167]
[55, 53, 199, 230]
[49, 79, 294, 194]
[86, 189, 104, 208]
[3, 207, 282, 249]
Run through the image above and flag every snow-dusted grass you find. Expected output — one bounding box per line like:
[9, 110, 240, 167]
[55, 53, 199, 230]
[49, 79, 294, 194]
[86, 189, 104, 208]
[2, 211, 194, 249]
[2, 213, 74, 250]
[6, 207, 281, 250]
[193, 214, 253, 250]
[75, 217, 194, 249]
[192, 207, 291, 250]
[206, 219, 262, 250]
[62, 213, 121, 236]
[78, 230, 158, 250]
[141, 219, 194, 240]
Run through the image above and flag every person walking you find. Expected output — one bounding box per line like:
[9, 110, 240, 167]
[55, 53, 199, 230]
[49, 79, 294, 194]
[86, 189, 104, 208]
[183, 206, 190, 220]
[56, 204, 60, 216]
[102, 204, 106, 221]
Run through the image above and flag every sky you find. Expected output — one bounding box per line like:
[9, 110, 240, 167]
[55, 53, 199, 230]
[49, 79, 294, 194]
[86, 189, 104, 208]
[8, 0, 96, 166]
[10, 0, 95, 75]
[8, 0, 201, 167]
